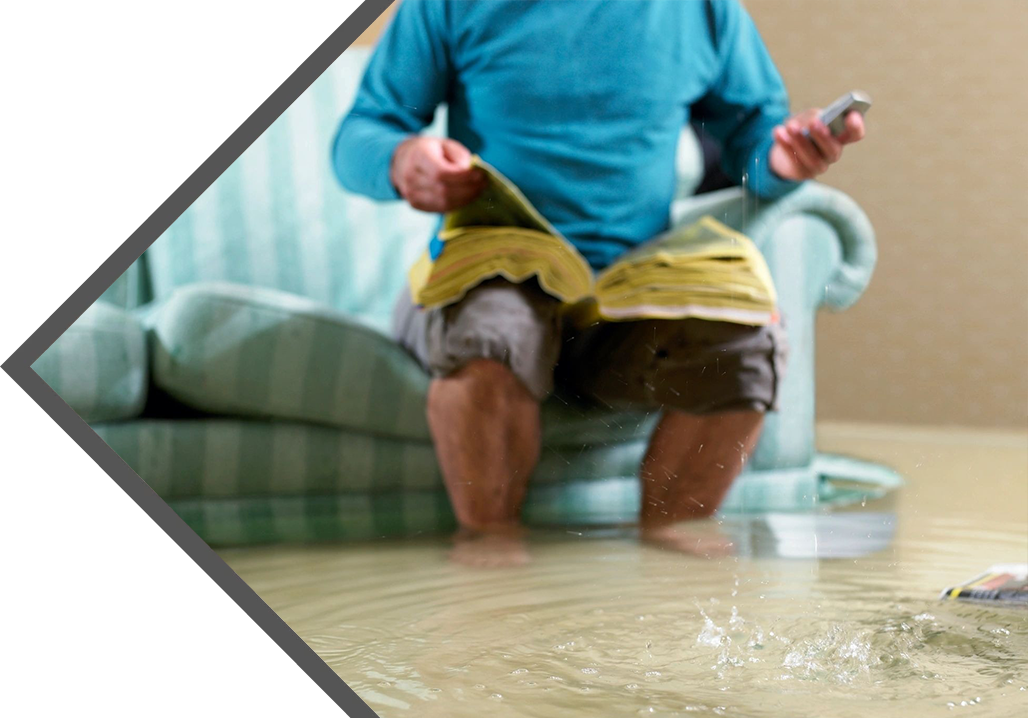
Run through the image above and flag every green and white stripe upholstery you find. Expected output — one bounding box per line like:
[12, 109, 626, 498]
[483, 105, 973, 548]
[93, 419, 648, 499]
[92, 419, 900, 544]
[148, 281, 658, 445]
[33, 302, 148, 422]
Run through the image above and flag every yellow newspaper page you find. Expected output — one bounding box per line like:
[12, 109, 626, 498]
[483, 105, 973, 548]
[409, 157, 592, 307]
[593, 216, 778, 325]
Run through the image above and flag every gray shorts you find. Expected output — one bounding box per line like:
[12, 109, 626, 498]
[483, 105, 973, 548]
[393, 278, 788, 414]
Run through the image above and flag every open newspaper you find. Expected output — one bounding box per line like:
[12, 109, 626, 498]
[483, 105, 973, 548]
[408, 157, 778, 326]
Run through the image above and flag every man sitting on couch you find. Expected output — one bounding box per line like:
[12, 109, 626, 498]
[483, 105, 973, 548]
[333, 0, 865, 561]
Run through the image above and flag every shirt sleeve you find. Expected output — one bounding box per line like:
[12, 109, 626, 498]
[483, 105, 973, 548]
[332, 0, 453, 200]
[691, 0, 801, 200]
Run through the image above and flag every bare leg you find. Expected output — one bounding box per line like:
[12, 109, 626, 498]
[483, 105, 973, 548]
[639, 409, 764, 555]
[426, 359, 541, 565]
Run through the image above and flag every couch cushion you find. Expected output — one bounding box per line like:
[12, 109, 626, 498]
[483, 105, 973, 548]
[32, 301, 148, 422]
[94, 419, 648, 499]
[148, 282, 657, 446]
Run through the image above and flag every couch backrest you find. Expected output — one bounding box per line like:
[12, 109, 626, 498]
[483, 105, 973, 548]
[136, 47, 705, 330]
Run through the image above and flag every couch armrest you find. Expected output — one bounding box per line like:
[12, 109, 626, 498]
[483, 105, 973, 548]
[31, 302, 150, 422]
[671, 183, 877, 471]
[670, 182, 876, 311]
[98, 255, 152, 310]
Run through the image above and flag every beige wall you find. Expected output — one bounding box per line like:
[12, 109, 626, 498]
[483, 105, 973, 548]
[746, 0, 1028, 427]
[356, 0, 1028, 427]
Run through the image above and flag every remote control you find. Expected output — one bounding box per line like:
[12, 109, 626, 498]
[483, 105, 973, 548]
[803, 90, 872, 138]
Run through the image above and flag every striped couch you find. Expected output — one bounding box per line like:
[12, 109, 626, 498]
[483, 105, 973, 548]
[34, 48, 900, 545]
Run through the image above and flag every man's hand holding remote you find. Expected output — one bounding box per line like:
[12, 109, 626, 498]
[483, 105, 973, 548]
[770, 108, 866, 181]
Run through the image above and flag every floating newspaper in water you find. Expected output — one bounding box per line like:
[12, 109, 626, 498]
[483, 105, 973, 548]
[940, 564, 1028, 605]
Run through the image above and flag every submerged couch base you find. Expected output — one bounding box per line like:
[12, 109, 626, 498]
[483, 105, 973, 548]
[95, 419, 901, 546]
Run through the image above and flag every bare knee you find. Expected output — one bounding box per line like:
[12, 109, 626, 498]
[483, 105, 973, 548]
[427, 359, 535, 425]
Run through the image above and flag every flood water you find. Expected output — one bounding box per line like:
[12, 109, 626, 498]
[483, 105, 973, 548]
[223, 424, 1028, 717]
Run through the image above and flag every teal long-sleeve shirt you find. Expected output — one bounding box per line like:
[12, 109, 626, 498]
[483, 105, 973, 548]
[333, 0, 800, 269]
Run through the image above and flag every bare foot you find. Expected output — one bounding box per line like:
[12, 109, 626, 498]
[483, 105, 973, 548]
[640, 523, 735, 558]
[449, 527, 530, 568]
